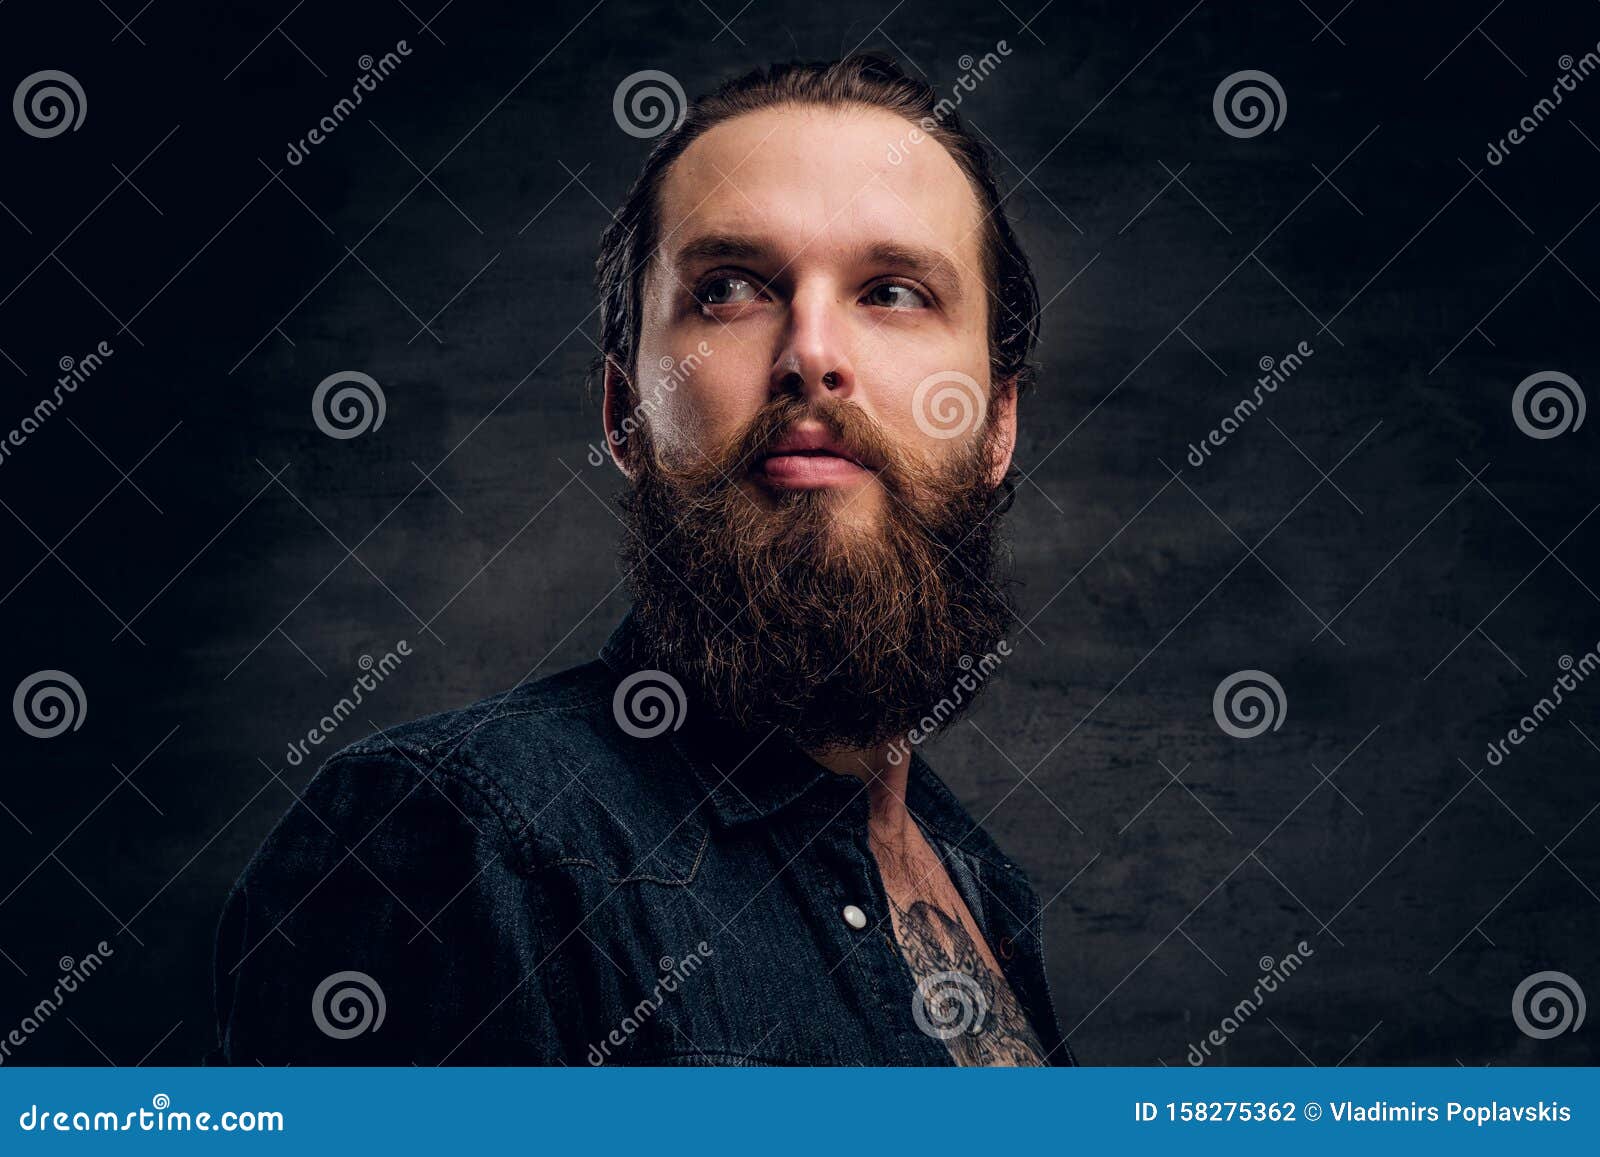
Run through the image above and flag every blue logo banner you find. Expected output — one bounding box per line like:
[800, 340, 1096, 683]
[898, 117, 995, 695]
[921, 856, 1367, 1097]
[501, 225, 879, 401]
[2, 1066, 1596, 1153]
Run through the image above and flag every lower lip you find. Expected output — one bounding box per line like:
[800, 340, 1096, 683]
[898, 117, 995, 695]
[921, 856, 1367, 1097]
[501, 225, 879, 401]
[758, 453, 871, 488]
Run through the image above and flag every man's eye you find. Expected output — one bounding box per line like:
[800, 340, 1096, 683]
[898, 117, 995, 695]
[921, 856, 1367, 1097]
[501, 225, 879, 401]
[696, 276, 760, 306]
[863, 282, 928, 309]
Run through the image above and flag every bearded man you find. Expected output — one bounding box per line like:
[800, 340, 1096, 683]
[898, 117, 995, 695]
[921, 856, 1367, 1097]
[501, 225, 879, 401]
[210, 53, 1074, 1067]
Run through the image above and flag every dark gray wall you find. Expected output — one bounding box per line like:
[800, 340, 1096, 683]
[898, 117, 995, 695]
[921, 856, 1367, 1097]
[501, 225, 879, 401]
[0, 0, 1595, 1065]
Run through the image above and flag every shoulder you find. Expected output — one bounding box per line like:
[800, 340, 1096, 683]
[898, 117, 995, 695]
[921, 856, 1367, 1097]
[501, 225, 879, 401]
[290, 657, 709, 885]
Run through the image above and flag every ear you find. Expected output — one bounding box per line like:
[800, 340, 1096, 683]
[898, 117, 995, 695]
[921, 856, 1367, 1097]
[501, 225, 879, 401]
[985, 377, 1018, 490]
[601, 355, 640, 481]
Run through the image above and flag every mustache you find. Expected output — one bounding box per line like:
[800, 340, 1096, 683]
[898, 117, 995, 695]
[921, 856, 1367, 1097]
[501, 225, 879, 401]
[636, 390, 1003, 533]
[712, 396, 914, 487]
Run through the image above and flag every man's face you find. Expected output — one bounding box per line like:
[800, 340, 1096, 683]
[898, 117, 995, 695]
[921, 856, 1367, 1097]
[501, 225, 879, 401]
[615, 103, 1014, 526]
[605, 102, 1020, 754]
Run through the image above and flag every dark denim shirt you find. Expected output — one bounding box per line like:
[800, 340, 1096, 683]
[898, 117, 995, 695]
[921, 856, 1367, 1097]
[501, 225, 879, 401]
[208, 610, 1075, 1065]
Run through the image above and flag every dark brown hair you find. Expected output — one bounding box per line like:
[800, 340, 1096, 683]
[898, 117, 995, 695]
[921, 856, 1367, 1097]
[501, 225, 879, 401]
[591, 53, 1040, 412]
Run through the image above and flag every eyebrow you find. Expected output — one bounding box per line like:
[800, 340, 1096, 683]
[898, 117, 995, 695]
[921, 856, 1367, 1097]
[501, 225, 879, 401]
[670, 234, 967, 304]
[673, 234, 774, 266]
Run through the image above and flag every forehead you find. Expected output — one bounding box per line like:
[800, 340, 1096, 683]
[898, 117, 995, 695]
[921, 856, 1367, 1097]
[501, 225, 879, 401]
[654, 103, 987, 275]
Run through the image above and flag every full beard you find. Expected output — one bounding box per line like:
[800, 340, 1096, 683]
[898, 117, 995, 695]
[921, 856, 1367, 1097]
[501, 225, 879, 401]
[617, 393, 1017, 755]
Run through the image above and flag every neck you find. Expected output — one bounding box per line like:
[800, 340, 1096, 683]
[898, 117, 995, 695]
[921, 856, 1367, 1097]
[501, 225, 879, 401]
[804, 740, 914, 841]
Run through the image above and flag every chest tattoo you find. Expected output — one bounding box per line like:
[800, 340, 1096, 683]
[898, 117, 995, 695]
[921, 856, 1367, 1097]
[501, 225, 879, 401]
[888, 894, 1047, 1066]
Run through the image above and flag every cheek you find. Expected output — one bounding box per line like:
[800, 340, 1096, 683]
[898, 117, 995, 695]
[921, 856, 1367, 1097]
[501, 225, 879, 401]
[640, 357, 764, 460]
[863, 354, 993, 468]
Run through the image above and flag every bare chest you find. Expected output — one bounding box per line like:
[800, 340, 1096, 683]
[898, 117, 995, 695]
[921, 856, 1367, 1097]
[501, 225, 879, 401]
[873, 828, 1046, 1066]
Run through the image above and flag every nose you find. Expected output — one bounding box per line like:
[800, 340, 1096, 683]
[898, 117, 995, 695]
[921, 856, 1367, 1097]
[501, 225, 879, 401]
[770, 285, 856, 401]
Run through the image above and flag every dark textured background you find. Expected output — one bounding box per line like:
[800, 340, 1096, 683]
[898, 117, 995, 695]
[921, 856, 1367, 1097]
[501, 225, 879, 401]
[0, 0, 1596, 1066]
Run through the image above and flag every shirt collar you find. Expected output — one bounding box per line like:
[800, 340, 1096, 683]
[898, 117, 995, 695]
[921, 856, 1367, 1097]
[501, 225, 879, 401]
[598, 607, 834, 826]
[596, 607, 1005, 854]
